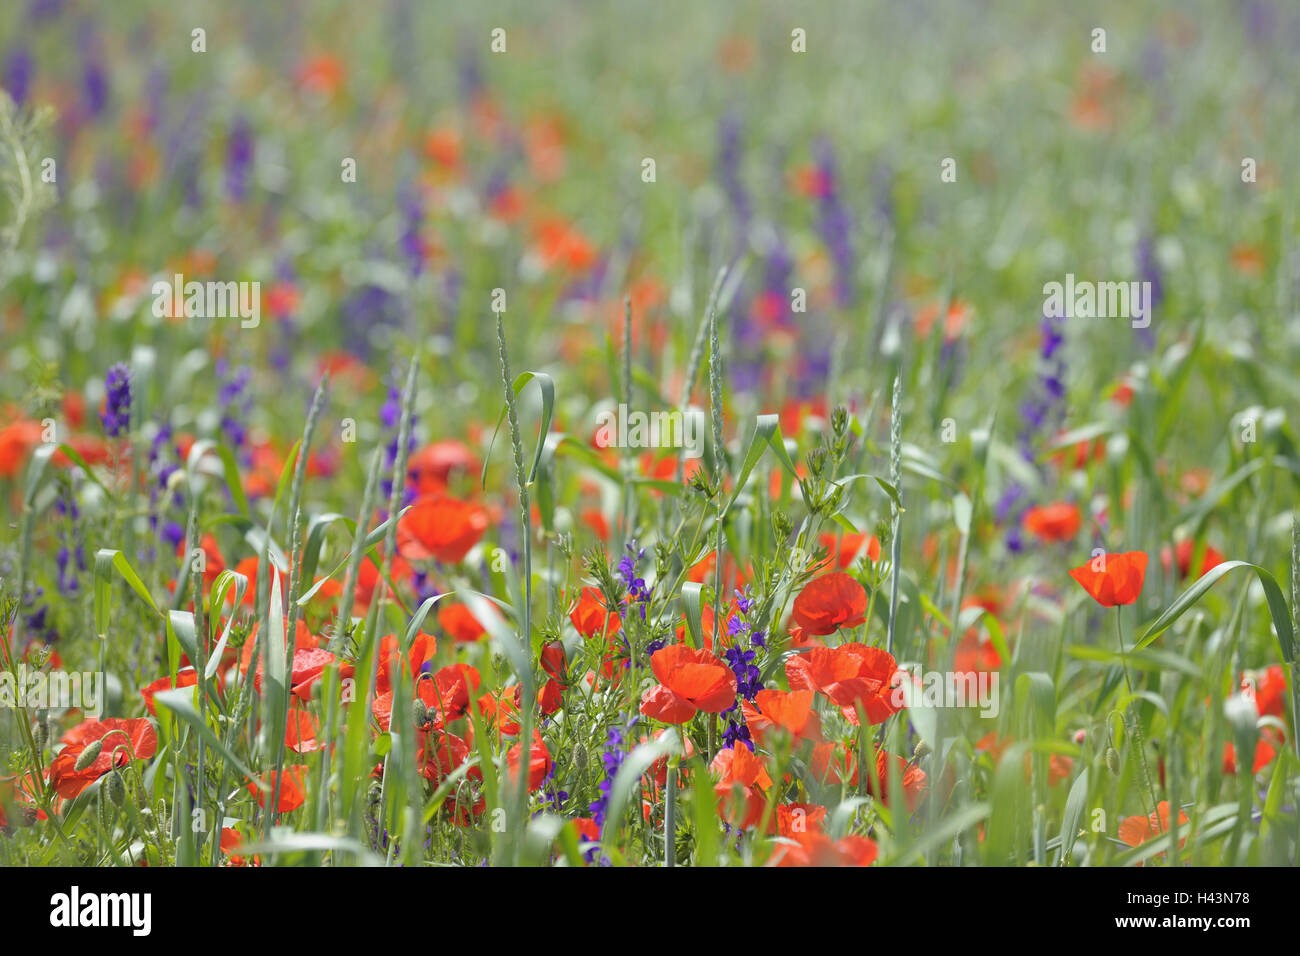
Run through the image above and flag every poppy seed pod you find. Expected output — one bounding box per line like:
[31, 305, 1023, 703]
[105, 769, 126, 807]
[74, 739, 104, 771]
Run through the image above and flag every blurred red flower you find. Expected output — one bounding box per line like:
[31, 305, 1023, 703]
[1068, 550, 1148, 607]
[791, 572, 867, 636]
[396, 494, 489, 563]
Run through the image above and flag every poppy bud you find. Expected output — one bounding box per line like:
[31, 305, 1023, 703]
[140, 806, 155, 831]
[31, 719, 47, 751]
[105, 769, 126, 807]
[413, 698, 429, 729]
[74, 740, 103, 771]
[573, 743, 588, 771]
[1105, 747, 1120, 775]
[913, 739, 932, 759]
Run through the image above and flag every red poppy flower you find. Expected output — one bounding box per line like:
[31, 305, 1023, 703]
[572, 817, 601, 843]
[1161, 540, 1226, 580]
[817, 532, 881, 570]
[353, 552, 412, 610]
[711, 745, 771, 829]
[673, 604, 737, 652]
[374, 661, 480, 729]
[285, 707, 322, 754]
[1244, 665, 1287, 719]
[1223, 665, 1289, 774]
[140, 668, 198, 716]
[772, 802, 828, 838]
[1118, 801, 1189, 849]
[374, 632, 438, 696]
[438, 602, 490, 642]
[532, 217, 596, 273]
[639, 645, 737, 723]
[239, 618, 319, 677]
[742, 689, 822, 745]
[569, 587, 621, 639]
[220, 828, 260, 867]
[952, 630, 1001, 676]
[1223, 730, 1282, 776]
[786, 643, 902, 724]
[1021, 502, 1081, 542]
[1068, 550, 1148, 607]
[478, 685, 523, 736]
[867, 750, 929, 812]
[791, 572, 867, 636]
[538, 640, 567, 715]
[229, 556, 283, 608]
[287, 646, 347, 701]
[506, 731, 553, 791]
[247, 765, 309, 813]
[396, 494, 489, 563]
[421, 732, 472, 785]
[176, 534, 225, 585]
[775, 831, 878, 867]
[407, 440, 481, 497]
[0, 420, 43, 479]
[49, 718, 158, 799]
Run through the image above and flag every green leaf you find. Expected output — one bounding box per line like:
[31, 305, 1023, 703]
[722, 414, 800, 515]
[93, 549, 161, 637]
[1135, 560, 1295, 662]
[1058, 767, 1090, 865]
[482, 370, 556, 489]
[185, 440, 251, 518]
[153, 686, 260, 781]
[681, 582, 706, 650]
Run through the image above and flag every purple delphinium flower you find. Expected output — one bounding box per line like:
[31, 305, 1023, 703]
[378, 372, 418, 515]
[2, 47, 33, 104]
[226, 115, 254, 202]
[398, 181, 424, 276]
[216, 362, 253, 462]
[341, 281, 403, 360]
[100, 363, 132, 437]
[716, 113, 751, 241]
[53, 486, 85, 597]
[587, 718, 638, 862]
[1135, 234, 1162, 350]
[1000, 307, 1068, 552]
[812, 138, 856, 308]
[539, 764, 567, 814]
[1244, 0, 1277, 45]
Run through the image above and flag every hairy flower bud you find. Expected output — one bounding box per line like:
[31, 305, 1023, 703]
[74, 739, 103, 771]
[105, 769, 126, 807]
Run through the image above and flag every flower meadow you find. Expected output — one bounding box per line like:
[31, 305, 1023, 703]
[1, 0, 1299, 876]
